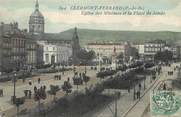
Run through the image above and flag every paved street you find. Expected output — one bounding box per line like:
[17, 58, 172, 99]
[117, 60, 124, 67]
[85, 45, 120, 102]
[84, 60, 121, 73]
[0, 63, 180, 117]
[0, 66, 99, 116]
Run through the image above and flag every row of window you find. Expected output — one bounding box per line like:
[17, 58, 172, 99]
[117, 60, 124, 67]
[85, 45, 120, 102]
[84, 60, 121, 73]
[12, 38, 25, 47]
[45, 53, 70, 63]
[144, 44, 164, 47]
[27, 44, 36, 49]
[45, 46, 71, 51]
[144, 47, 162, 52]
[88, 46, 124, 50]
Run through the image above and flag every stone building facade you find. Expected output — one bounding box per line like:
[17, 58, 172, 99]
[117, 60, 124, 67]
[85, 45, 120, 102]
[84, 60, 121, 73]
[0, 22, 26, 72]
[25, 34, 44, 69]
[0, 0, 81, 74]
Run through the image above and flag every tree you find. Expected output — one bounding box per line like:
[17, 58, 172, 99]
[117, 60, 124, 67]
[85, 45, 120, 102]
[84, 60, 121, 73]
[154, 50, 173, 62]
[77, 49, 96, 64]
[134, 51, 140, 59]
[116, 52, 124, 59]
[62, 81, 72, 95]
[48, 85, 60, 101]
[73, 76, 83, 90]
[88, 50, 96, 60]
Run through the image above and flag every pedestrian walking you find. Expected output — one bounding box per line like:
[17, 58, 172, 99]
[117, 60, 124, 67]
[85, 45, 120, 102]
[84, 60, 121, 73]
[0, 89, 3, 97]
[134, 89, 136, 100]
[136, 91, 139, 99]
[59, 75, 61, 80]
[79, 73, 82, 78]
[54, 75, 57, 80]
[138, 91, 141, 99]
[128, 88, 130, 93]
[29, 90, 32, 99]
[67, 77, 70, 82]
[139, 83, 142, 91]
[38, 78, 41, 84]
[163, 83, 167, 90]
[43, 85, 46, 90]
[24, 90, 28, 97]
[34, 86, 37, 93]
[136, 90, 141, 99]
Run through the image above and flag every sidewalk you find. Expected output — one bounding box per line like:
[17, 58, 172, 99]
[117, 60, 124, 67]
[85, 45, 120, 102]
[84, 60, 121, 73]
[91, 70, 155, 117]
[123, 63, 178, 117]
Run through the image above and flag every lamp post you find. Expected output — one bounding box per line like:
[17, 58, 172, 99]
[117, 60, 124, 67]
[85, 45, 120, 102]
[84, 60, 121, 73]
[144, 76, 146, 90]
[62, 64, 64, 75]
[133, 82, 136, 100]
[13, 72, 17, 104]
[114, 92, 118, 117]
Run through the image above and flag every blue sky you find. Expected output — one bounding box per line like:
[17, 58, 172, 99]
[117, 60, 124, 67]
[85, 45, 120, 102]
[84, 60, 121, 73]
[0, 0, 181, 32]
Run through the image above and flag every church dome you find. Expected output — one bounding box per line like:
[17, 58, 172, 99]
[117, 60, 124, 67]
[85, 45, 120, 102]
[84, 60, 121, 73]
[29, 0, 44, 24]
[29, 0, 45, 34]
[29, 10, 44, 24]
[30, 10, 44, 18]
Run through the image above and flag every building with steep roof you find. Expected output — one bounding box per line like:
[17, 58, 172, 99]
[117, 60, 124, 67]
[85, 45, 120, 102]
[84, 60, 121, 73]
[27, 0, 81, 65]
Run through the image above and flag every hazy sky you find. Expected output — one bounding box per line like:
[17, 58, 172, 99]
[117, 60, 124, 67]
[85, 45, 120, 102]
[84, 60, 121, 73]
[0, 0, 181, 32]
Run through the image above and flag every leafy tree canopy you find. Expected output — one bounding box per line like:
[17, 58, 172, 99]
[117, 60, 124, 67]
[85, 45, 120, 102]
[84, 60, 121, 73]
[154, 50, 173, 62]
[77, 49, 96, 61]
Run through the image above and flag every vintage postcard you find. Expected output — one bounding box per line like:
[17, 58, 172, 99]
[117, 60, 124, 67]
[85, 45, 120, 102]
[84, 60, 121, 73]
[0, 0, 181, 117]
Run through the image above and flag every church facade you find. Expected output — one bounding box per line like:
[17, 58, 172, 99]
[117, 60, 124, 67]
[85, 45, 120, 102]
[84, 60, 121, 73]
[28, 0, 80, 65]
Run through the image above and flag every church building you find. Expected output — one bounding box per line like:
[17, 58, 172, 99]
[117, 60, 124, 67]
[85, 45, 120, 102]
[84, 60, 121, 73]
[29, 0, 44, 34]
[28, 0, 80, 65]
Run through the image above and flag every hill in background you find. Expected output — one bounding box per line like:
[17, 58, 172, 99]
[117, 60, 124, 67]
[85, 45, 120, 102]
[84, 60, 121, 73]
[61, 29, 181, 46]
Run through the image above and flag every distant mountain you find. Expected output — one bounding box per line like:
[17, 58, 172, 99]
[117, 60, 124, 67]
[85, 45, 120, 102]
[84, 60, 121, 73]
[61, 29, 181, 46]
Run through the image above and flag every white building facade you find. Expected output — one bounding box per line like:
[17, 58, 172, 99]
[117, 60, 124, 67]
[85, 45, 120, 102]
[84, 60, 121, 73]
[135, 40, 166, 60]
[38, 41, 72, 65]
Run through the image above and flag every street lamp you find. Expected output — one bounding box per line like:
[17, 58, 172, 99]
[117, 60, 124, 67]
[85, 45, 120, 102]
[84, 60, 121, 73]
[144, 76, 146, 90]
[133, 82, 136, 100]
[13, 72, 17, 104]
[107, 91, 119, 117]
[62, 64, 64, 75]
